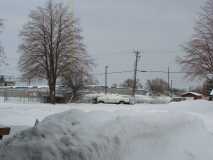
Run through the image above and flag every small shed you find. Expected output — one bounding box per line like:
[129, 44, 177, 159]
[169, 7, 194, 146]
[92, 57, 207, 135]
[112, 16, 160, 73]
[181, 92, 203, 100]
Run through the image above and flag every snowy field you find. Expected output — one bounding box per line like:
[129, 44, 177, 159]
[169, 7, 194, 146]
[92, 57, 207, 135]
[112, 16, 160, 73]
[0, 100, 213, 159]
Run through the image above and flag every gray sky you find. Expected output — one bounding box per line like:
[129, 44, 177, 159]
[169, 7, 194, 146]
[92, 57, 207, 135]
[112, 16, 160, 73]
[0, 0, 207, 89]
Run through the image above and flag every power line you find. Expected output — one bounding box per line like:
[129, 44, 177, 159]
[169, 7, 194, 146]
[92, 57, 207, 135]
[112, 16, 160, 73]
[108, 70, 133, 75]
[91, 70, 197, 76]
[90, 49, 184, 56]
[1, 70, 197, 82]
[91, 70, 133, 76]
[138, 70, 195, 74]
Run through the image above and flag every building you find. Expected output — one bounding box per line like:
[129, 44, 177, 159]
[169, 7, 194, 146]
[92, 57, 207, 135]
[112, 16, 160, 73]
[181, 92, 203, 100]
[0, 75, 15, 87]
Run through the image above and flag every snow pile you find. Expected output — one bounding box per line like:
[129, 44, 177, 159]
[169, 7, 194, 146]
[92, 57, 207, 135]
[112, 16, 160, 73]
[82, 94, 171, 104]
[0, 109, 213, 160]
[135, 95, 171, 104]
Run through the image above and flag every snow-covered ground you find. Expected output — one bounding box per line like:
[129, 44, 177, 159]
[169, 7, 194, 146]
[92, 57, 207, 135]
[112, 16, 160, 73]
[0, 100, 213, 160]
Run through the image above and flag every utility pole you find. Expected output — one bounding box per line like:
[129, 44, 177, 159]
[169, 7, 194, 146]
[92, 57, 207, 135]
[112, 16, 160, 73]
[132, 50, 141, 97]
[105, 65, 108, 94]
[168, 67, 170, 95]
[69, 0, 74, 13]
[171, 80, 173, 97]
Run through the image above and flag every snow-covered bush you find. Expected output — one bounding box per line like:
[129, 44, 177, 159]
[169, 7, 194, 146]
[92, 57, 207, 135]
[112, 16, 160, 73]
[135, 95, 172, 104]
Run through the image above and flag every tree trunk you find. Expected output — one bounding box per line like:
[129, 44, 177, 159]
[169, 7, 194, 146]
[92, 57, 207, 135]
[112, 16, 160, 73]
[49, 82, 56, 104]
[72, 89, 77, 102]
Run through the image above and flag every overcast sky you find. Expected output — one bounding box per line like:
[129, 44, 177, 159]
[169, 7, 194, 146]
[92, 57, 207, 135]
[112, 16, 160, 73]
[0, 0, 207, 89]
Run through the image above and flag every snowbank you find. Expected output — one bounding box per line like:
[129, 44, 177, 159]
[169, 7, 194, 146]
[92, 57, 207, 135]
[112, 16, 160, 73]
[0, 109, 213, 160]
[135, 95, 171, 104]
[82, 94, 171, 104]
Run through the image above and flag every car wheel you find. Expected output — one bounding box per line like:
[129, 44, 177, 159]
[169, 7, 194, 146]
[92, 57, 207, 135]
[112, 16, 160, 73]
[92, 98, 98, 104]
[98, 101, 105, 104]
[119, 101, 125, 104]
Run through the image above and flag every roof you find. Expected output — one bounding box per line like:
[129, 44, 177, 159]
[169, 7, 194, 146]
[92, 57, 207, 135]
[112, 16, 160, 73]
[181, 92, 203, 97]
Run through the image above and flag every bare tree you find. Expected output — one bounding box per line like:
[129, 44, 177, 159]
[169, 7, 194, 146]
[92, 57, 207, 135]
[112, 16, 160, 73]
[19, 0, 91, 103]
[193, 78, 213, 96]
[0, 19, 5, 65]
[0, 19, 2, 34]
[0, 19, 3, 54]
[120, 78, 142, 89]
[0, 19, 3, 33]
[62, 45, 93, 102]
[178, 0, 213, 79]
[62, 66, 93, 102]
[146, 78, 168, 95]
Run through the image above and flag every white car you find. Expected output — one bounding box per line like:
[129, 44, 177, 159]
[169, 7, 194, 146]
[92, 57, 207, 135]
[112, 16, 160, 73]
[96, 94, 134, 104]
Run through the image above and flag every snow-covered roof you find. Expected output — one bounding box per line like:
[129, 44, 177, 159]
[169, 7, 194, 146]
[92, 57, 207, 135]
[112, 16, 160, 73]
[182, 92, 203, 97]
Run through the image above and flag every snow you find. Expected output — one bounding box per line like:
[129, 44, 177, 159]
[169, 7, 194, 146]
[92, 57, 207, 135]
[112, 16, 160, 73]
[83, 94, 171, 104]
[135, 95, 171, 104]
[0, 100, 213, 159]
[182, 92, 203, 96]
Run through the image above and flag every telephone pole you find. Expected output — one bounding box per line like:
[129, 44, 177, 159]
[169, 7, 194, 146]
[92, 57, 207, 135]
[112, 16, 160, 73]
[168, 67, 170, 93]
[105, 65, 108, 94]
[132, 50, 141, 97]
[170, 80, 173, 97]
[69, 0, 74, 12]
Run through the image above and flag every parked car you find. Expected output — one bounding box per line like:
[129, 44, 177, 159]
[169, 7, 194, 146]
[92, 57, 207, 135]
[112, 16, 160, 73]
[94, 94, 134, 104]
